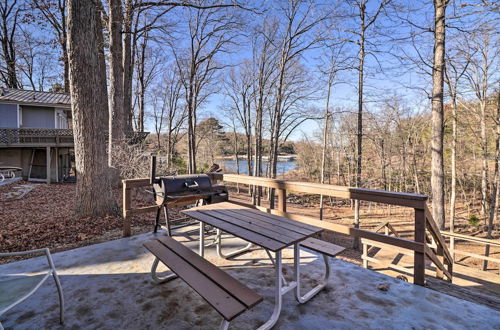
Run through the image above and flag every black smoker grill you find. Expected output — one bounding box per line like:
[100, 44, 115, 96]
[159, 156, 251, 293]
[149, 156, 228, 234]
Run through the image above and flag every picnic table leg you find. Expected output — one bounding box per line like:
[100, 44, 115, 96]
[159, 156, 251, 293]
[151, 257, 178, 284]
[219, 320, 230, 330]
[257, 250, 283, 330]
[199, 221, 205, 257]
[264, 249, 289, 286]
[215, 229, 254, 259]
[294, 243, 330, 303]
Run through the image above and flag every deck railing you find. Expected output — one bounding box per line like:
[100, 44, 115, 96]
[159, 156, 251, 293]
[122, 173, 453, 286]
[0, 127, 149, 146]
[0, 127, 74, 145]
[441, 231, 500, 274]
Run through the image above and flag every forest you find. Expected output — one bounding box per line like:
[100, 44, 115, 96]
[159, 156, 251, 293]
[0, 0, 498, 236]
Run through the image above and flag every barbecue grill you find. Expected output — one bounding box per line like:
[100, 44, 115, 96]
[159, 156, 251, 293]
[149, 156, 228, 234]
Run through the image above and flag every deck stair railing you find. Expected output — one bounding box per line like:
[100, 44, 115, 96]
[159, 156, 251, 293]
[122, 173, 453, 286]
[424, 205, 454, 281]
[361, 221, 401, 269]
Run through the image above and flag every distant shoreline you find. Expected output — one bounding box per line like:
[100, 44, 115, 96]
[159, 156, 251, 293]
[216, 154, 297, 161]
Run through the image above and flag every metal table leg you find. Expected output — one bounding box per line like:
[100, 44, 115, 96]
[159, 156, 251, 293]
[219, 320, 230, 330]
[257, 250, 283, 330]
[199, 221, 205, 257]
[216, 229, 254, 259]
[264, 249, 288, 286]
[294, 243, 330, 303]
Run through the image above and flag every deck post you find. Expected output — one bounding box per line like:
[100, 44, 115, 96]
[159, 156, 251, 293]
[46, 146, 51, 184]
[436, 244, 444, 280]
[123, 181, 132, 237]
[277, 188, 286, 212]
[414, 208, 426, 285]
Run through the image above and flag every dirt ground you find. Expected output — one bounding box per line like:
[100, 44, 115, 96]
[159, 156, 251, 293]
[1, 181, 498, 275]
[0, 181, 158, 264]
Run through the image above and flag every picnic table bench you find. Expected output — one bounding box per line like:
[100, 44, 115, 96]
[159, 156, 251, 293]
[144, 236, 263, 329]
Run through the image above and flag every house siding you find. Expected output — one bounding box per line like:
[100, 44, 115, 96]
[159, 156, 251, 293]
[0, 103, 18, 127]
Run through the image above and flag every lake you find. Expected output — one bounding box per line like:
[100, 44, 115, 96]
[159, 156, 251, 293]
[222, 159, 296, 175]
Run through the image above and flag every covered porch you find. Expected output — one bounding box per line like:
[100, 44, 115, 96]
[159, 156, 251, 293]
[1, 227, 498, 329]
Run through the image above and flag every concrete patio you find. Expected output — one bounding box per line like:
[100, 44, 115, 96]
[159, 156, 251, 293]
[1, 225, 499, 329]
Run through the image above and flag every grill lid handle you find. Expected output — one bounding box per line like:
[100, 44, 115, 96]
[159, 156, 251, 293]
[184, 181, 200, 190]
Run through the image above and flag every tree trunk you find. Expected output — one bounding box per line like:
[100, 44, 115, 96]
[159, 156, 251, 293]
[67, 0, 118, 217]
[252, 90, 264, 205]
[137, 35, 147, 133]
[60, 0, 68, 92]
[488, 87, 500, 238]
[353, 4, 366, 249]
[480, 100, 489, 216]
[319, 79, 332, 220]
[431, 0, 447, 229]
[0, 3, 20, 89]
[122, 0, 134, 131]
[449, 94, 457, 231]
[108, 0, 126, 183]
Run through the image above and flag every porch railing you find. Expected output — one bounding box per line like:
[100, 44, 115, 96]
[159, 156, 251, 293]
[0, 127, 74, 145]
[0, 127, 149, 146]
[122, 173, 453, 286]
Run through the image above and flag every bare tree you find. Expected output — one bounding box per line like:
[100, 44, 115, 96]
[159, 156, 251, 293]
[120, 0, 254, 135]
[30, 0, 68, 91]
[250, 18, 278, 204]
[266, 0, 327, 207]
[317, 39, 349, 219]
[444, 41, 470, 233]
[16, 28, 56, 90]
[149, 66, 186, 169]
[170, 3, 241, 173]
[347, 0, 389, 246]
[223, 63, 254, 176]
[461, 24, 498, 217]
[67, 0, 118, 217]
[430, 0, 448, 228]
[0, 0, 21, 88]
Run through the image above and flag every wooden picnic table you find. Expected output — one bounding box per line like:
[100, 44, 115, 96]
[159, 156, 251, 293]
[182, 201, 324, 330]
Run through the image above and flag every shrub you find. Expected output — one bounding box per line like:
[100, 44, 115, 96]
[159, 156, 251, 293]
[468, 214, 480, 227]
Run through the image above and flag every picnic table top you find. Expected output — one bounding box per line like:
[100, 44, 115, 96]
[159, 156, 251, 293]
[182, 202, 322, 252]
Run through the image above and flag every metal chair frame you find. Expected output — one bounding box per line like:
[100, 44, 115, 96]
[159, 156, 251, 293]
[0, 248, 64, 330]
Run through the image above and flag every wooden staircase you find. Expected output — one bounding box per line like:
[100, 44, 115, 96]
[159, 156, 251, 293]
[362, 219, 500, 311]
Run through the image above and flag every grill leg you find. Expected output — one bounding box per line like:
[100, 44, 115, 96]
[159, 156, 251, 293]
[163, 205, 171, 237]
[154, 206, 161, 233]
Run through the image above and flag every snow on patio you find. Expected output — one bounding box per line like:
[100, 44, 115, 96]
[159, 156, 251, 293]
[1, 226, 499, 330]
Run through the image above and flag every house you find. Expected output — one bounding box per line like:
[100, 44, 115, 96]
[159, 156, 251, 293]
[0, 88, 74, 183]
